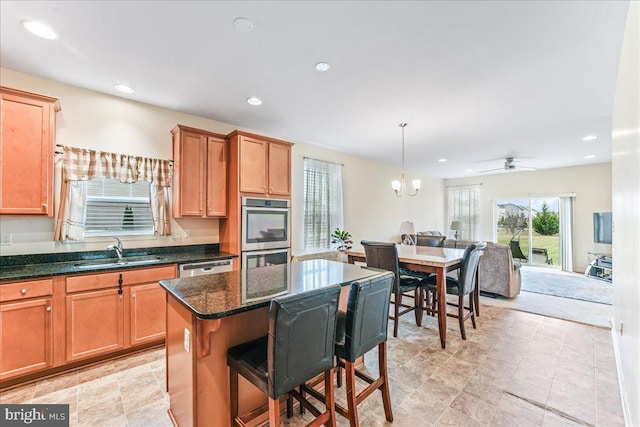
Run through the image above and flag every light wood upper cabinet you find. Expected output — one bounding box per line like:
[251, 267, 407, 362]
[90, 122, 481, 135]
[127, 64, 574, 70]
[235, 133, 292, 197]
[0, 87, 60, 216]
[172, 125, 227, 218]
[0, 278, 54, 380]
[239, 136, 267, 193]
[268, 142, 292, 196]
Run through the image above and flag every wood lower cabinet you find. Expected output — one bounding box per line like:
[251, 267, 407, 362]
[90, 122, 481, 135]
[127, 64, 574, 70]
[172, 125, 228, 218]
[64, 265, 176, 363]
[66, 288, 124, 361]
[0, 86, 60, 216]
[130, 283, 166, 345]
[0, 297, 53, 380]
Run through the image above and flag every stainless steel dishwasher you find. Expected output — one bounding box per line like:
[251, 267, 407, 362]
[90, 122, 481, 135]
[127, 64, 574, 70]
[178, 259, 234, 277]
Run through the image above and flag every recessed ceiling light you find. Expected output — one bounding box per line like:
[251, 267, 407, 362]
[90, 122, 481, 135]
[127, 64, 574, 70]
[21, 21, 58, 40]
[234, 17, 254, 32]
[114, 84, 134, 93]
[585, 155, 596, 159]
[246, 97, 262, 106]
[438, 158, 447, 163]
[582, 135, 598, 141]
[315, 62, 330, 72]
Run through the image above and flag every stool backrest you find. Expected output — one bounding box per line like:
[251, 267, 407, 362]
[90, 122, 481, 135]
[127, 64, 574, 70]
[268, 284, 341, 398]
[341, 272, 394, 362]
[458, 242, 487, 296]
[360, 241, 400, 292]
[416, 235, 446, 247]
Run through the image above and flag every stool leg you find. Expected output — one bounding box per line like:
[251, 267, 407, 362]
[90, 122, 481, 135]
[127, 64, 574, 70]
[458, 295, 466, 340]
[470, 294, 477, 330]
[268, 397, 280, 426]
[392, 293, 401, 337]
[229, 367, 239, 427]
[378, 342, 393, 422]
[344, 360, 359, 427]
[299, 385, 306, 414]
[415, 288, 423, 326]
[336, 365, 343, 388]
[324, 368, 337, 427]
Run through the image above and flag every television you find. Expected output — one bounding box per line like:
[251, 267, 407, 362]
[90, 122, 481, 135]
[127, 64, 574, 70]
[593, 212, 612, 244]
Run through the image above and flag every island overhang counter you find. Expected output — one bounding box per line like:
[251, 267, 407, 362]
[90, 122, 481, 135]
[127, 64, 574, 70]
[159, 259, 386, 427]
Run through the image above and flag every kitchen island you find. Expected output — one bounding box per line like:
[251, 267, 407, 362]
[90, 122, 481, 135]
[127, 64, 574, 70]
[159, 259, 385, 427]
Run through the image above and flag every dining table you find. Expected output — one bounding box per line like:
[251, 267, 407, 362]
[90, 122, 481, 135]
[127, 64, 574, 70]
[345, 244, 469, 349]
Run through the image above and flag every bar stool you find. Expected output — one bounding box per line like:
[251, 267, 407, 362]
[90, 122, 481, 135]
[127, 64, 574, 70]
[227, 285, 341, 427]
[301, 272, 395, 427]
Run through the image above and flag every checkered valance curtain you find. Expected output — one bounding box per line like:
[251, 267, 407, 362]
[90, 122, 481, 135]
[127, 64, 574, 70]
[62, 146, 172, 186]
[54, 146, 173, 241]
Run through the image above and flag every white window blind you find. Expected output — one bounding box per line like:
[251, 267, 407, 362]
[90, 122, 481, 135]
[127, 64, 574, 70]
[448, 186, 480, 240]
[303, 158, 344, 249]
[84, 178, 154, 236]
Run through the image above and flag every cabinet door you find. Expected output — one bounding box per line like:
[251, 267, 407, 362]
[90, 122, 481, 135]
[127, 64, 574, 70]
[66, 289, 124, 362]
[239, 136, 267, 194]
[0, 298, 53, 379]
[206, 136, 227, 217]
[268, 142, 291, 196]
[130, 283, 166, 345]
[0, 92, 54, 215]
[178, 131, 206, 216]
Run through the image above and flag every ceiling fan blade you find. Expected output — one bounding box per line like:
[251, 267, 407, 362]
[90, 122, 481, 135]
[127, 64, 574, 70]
[478, 167, 505, 173]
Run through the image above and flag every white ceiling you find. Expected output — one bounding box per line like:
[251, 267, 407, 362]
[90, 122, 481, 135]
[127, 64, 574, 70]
[0, 1, 629, 178]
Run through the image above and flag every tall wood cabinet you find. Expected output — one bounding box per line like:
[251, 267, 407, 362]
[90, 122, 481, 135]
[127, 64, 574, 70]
[172, 125, 227, 218]
[0, 87, 61, 216]
[221, 131, 293, 262]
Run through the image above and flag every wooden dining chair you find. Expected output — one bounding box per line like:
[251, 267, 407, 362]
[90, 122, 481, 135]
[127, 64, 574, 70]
[423, 242, 486, 339]
[360, 241, 424, 337]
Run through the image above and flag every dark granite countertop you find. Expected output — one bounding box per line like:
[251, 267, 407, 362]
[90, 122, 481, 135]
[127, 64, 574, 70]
[0, 244, 237, 282]
[159, 259, 390, 320]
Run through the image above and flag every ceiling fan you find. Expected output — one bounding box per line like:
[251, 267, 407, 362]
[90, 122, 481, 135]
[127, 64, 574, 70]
[478, 157, 538, 173]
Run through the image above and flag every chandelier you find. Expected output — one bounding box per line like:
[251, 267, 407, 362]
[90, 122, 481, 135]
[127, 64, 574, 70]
[391, 123, 421, 197]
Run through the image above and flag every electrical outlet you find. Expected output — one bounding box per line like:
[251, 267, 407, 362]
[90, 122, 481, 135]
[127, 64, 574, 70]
[183, 328, 190, 353]
[184, 229, 191, 238]
[173, 230, 181, 239]
[0, 233, 11, 246]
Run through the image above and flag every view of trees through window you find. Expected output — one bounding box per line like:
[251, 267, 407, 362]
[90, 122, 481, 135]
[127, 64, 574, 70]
[496, 198, 560, 267]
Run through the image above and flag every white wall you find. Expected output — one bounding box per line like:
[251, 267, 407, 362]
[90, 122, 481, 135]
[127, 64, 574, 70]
[444, 163, 612, 272]
[611, 2, 640, 425]
[0, 68, 444, 256]
[290, 143, 444, 252]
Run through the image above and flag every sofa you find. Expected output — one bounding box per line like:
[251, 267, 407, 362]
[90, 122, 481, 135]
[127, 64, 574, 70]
[444, 240, 521, 298]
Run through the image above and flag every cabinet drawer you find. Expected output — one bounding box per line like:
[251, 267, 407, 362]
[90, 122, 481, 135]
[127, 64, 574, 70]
[0, 279, 53, 302]
[66, 265, 177, 293]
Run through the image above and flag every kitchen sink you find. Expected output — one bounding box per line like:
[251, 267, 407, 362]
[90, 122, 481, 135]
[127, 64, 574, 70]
[73, 256, 163, 269]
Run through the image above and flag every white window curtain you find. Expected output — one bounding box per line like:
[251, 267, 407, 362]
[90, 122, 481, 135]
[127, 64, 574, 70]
[303, 158, 344, 249]
[559, 196, 574, 272]
[447, 185, 480, 241]
[54, 146, 173, 241]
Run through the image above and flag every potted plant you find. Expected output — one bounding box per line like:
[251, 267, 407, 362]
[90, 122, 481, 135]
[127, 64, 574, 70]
[331, 228, 353, 251]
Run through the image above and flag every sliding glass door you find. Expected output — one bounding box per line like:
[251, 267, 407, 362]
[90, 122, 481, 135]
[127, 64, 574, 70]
[495, 198, 561, 267]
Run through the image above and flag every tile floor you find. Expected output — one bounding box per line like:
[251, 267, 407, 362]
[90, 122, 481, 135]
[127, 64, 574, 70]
[0, 305, 625, 427]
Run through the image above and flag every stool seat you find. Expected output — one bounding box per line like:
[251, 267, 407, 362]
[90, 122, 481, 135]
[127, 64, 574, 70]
[227, 336, 269, 396]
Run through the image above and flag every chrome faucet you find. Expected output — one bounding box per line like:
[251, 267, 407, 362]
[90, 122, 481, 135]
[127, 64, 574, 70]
[107, 237, 124, 262]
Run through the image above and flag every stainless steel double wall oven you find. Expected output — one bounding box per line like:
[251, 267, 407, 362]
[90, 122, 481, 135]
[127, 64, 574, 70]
[241, 197, 290, 268]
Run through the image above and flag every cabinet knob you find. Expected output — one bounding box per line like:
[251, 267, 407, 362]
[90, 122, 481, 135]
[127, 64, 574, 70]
[270, 187, 273, 191]
[21, 288, 27, 295]
[46, 306, 52, 312]
[42, 203, 47, 209]
[132, 293, 136, 299]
